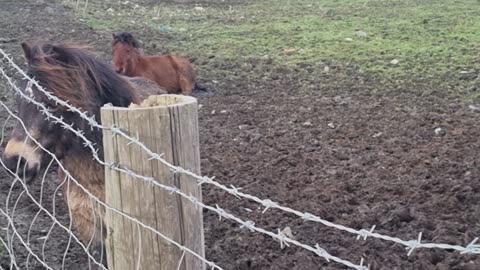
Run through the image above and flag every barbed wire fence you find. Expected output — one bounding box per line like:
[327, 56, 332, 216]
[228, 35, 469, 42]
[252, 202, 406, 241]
[0, 45, 479, 270]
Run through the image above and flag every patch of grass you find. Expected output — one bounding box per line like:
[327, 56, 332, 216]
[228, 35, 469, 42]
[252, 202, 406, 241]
[67, 0, 480, 97]
[83, 17, 120, 30]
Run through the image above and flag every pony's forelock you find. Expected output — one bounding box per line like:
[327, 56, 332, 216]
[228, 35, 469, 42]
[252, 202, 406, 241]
[112, 32, 142, 49]
[25, 42, 139, 112]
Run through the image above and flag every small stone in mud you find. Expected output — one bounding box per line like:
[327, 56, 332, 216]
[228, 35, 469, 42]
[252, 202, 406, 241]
[302, 121, 312, 127]
[394, 207, 415, 223]
[328, 122, 335, 129]
[44, 6, 54, 14]
[355, 30, 368, 38]
[283, 48, 297, 55]
[211, 110, 216, 115]
[434, 127, 446, 136]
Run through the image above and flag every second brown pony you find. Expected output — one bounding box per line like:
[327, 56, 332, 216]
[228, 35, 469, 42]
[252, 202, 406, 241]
[112, 32, 205, 96]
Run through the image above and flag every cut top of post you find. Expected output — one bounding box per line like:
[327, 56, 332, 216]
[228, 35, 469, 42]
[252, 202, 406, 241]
[102, 94, 198, 111]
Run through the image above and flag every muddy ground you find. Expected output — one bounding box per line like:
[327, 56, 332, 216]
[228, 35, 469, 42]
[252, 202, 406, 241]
[0, 0, 479, 269]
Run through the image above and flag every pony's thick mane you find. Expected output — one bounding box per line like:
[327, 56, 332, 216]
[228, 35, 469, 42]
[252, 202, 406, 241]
[25, 42, 139, 111]
[112, 32, 142, 49]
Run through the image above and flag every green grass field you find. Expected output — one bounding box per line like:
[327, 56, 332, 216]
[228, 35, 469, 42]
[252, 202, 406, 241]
[68, 0, 479, 99]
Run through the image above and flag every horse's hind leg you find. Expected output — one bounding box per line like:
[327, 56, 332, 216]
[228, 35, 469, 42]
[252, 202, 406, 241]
[179, 75, 195, 96]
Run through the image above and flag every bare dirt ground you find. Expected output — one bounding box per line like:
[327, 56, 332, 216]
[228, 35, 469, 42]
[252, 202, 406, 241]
[0, 0, 479, 269]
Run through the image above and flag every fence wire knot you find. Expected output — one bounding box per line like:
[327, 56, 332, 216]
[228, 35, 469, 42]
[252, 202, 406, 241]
[314, 243, 330, 262]
[406, 232, 423, 256]
[126, 132, 140, 145]
[261, 199, 277, 213]
[228, 185, 243, 199]
[302, 212, 317, 222]
[277, 228, 290, 249]
[240, 220, 256, 232]
[357, 225, 376, 241]
[197, 176, 213, 186]
[464, 238, 480, 254]
[147, 153, 164, 161]
[215, 204, 226, 221]
[110, 126, 121, 136]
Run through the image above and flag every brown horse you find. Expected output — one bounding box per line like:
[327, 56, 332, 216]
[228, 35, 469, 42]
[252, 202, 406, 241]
[2, 42, 166, 267]
[112, 32, 206, 96]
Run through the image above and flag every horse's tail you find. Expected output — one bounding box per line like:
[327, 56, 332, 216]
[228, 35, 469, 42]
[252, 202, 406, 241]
[167, 55, 207, 93]
[194, 82, 208, 92]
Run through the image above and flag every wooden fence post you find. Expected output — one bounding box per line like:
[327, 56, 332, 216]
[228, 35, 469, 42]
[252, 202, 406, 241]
[101, 95, 205, 270]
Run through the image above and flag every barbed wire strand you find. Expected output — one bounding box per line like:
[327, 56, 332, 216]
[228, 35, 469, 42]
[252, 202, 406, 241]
[1, 48, 479, 256]
[0, 65, 373, 269]
[0, 99, 224, 270]
[0, 93, 367, 270]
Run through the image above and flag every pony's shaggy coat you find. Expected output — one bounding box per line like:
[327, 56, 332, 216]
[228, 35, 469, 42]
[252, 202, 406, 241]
[3, 42, 166, 266]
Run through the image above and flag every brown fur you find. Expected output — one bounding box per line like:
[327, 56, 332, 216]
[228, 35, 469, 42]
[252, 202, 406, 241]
[112, 32, 198, 95]
[21, 42, 140, 111]
[60, 154, 106, 244]
[2, 42, 167, 268]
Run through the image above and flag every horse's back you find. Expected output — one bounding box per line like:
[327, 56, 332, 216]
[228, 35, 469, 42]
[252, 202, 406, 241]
[169, 54, 196, 81]
[123, 76, 167, 100]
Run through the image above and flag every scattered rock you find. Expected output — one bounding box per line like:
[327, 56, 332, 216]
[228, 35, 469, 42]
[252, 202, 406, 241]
[355, 30, 368, 38]
[390, 59, 399, 65]
[211, 110, 216, 115]
[434, 127, 446, 136]
[393, 207, 415, 223]
[345, 38, 353, 42]
[324, 66, 330, 72]
[328, 122, 335, 129]
[0, 38, 18, 43]
[283, 48, 297, 55]
[468, 104, 480, 111]
[159, 25, 171, 31]
[372, 132, 382, 138]
[194, 6, 205, 11]
[333, 95, 352, 105]
[44, 6, 54, 14]
[326, 169, 337, 175]
[220, 110, 227, 114]
[302, 121, 312, 127]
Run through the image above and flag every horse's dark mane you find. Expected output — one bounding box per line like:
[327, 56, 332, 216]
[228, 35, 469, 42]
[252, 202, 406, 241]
[25, 42, 139, 111]
[112, 32, 142, 49]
